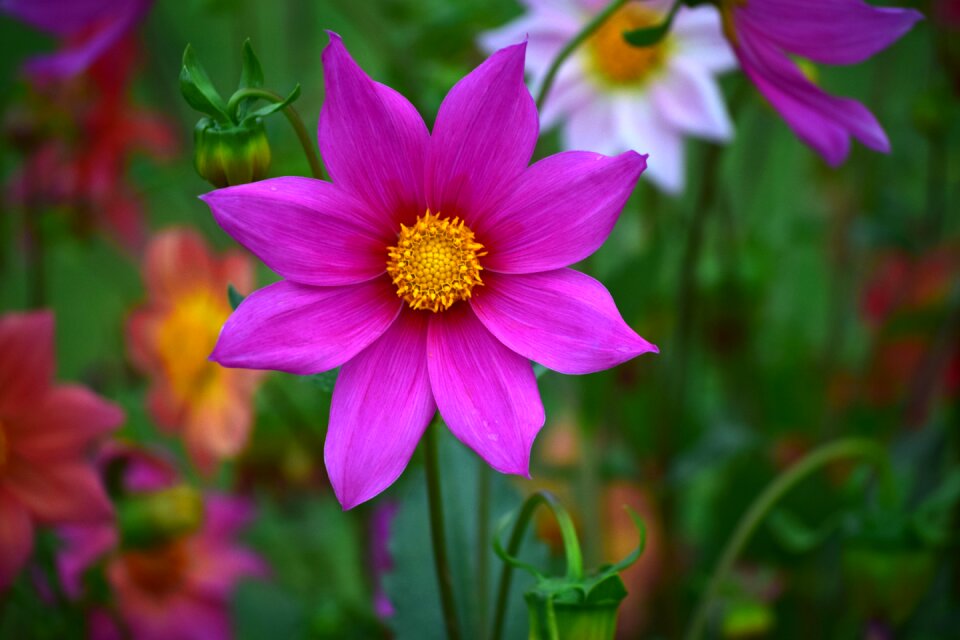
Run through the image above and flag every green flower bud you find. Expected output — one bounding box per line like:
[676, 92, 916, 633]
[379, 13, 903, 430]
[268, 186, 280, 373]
[194, 117, 271, 188]
[842, 543, 935, 624]
[526, 575, 625, 640]
[118, 484, 204, 549]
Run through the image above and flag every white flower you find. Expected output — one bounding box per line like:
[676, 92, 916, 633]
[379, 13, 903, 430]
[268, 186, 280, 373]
[480, 0, 737, 194]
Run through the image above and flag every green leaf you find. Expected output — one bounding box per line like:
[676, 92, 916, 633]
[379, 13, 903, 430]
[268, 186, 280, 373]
[236, 39, 265, 120]
[227, 284, 245, 310]
[240, 39, 265, 90]
[180, 44, 231, 123]
[243, 84, 302, 121]
[767, 508, 841, 553]
[622, 0, 681, 47]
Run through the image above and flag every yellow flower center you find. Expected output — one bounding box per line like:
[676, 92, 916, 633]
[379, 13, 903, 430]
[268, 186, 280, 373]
[155, 291, 230, 404]
[588, 2, 669, 86]
[386, 212, 486, 313]
[0, 420, 8, 471]
[122, 538, 190, 599]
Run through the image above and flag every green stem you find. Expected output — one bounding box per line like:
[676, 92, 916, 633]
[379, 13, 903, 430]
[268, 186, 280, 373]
[535, 0, 631, 111]
[424, 417, 462, 640]
[683, 438, 896, 640]
[226, 87, 325, 181]
[22, 206, 46, 308]
[477, 463, 492, 640]
[490, 491, 583, 640]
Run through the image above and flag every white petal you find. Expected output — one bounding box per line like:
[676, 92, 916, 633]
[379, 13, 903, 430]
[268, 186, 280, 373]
[652, 59, 733, 141]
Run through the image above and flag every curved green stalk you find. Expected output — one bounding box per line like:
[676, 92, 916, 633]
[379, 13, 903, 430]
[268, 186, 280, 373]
[226, 87, 325, 180]
[684, 438, 896, 640]
[490, 491, 584, 640]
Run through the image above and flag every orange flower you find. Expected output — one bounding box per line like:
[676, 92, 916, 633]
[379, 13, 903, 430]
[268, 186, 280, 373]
[127, 228, 261, 472]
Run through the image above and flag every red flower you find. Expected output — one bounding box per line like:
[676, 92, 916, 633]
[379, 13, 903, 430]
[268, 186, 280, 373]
[0, 310, 122, 590]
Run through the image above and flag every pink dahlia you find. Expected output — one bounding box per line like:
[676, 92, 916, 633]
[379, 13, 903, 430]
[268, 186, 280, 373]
[0, 310, 122, 590]
[720, 0, 922, 165]
[0, 0, 152, 82]
[203, 35, 658, 509]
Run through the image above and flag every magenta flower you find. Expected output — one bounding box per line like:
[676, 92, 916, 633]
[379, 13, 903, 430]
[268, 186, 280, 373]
[0, 0, 152, 81]
[722, 0, 922, 165]
[203, 35, 657, 509]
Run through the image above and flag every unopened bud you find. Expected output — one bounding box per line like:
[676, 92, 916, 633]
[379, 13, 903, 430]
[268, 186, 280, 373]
[194, 117, 271, 188]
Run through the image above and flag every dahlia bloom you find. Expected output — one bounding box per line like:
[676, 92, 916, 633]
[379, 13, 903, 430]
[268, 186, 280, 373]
[127, 229, 262, 472]
[480, 0, 736, 193]
[0, 0, 152, 82]
[204, 35, 657, 509]
[0, 310, 122, 590]
[720, 0, 922, 165]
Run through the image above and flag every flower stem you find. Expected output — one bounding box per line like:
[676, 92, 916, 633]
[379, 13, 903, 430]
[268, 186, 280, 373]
[424, 417, 462, 640]
[477, 463, 492, 640]
[491, 491, 583, 640]
[226, 87, 326, 181]
[683, 438, 896, 640]
[535, 0, 631, 112]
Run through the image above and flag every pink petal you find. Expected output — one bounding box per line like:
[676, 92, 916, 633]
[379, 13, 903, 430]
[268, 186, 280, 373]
[736, 24, 889, 166]
[3, 459, 113, 524]
[481, 151, 645, 273]
[8, 385, 123, 460]
[427, 304, 544, 476]
[201, 177, 389, 286]
[0, 310, 54, 412]
[320, 33, 429, 230]
[211, 277, 401, 375]
[736, 0, 922, 65]
[0, 495, 34, 590]
[471, 269, 658, 374]
[425, 43, 538, 225]
[325, 310, 434, 510]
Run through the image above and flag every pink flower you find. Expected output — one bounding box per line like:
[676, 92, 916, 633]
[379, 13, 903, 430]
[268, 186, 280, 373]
[0, 0, 152, 82]
[0, 310, 122, 590]
[203, 35, 658, 509]
[721, 0, 922, 165]
[101, 495, 266, 640]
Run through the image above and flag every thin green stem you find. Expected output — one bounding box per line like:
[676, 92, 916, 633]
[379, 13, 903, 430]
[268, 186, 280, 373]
[477, 463, 492, 640]
[535, 0, 630, 111]
[22, 206, 46, 309]
[490, 491, 583, 640]
[424, 417, 462, 640]
[684, 438, 896, 640]
[227, 87, 325, 181]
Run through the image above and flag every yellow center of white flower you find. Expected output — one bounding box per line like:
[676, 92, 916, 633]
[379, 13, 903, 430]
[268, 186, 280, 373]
[588, 2, 669, 86]
[386, 212, 486, 313]
[0, 420, 8, 471]
[156, 291, 230, 404]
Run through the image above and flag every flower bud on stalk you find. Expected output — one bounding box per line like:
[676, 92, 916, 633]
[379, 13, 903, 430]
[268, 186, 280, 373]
[194, 117, 271, 188]
[180, 39, 299, 188]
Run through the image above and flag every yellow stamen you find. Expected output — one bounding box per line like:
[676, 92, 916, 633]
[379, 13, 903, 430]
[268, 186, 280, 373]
[588, 2, 669, 86]
[386, 211, 486, 313]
